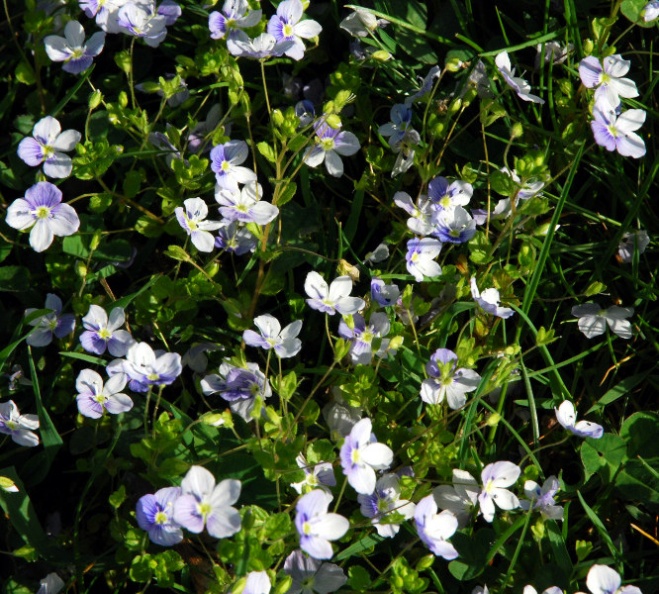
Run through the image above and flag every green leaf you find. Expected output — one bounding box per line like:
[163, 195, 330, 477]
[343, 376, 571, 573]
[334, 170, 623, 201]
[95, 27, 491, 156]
[0, 266, 30, 292]
[580, 434, 627, 482]
[276, 182, 297, 207]
[257, 141, 277, 163]
[109, 485, 126, 509]
[621, 0, 655, 25]
[334, 533, 384, 561]
[619, 412, 659, 458]
[348, 566, 371, 590]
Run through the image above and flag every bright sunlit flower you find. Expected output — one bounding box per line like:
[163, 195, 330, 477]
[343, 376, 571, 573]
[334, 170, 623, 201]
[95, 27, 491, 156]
[303, 120, 360, 178]
[80, 305, 133, 356]
[44, 20, 105, 74]
[358, 473, 415, 538]
[267, 0, 322, 61]
[175, 197, 223, 252]
[208, 0, 261, 40]
[590, 98, 646, 159]
[478, 461, 521, 523]
[470, 277, 514, 319]
[433, 468, 480, 527]
[406, 237, 442, 282]
[414, 495, 459, 559]
[582, 564, 642, 594]
[295, 489, 349, 559]
[555, 401, 603, 439]
[17, 117, 81, 178]
[579, 55, 639, 107]
[420, 348, 481, 409]
[304, 271, 365, 315]
[75, 369, 133, 419]
[243, 314, 303, 358]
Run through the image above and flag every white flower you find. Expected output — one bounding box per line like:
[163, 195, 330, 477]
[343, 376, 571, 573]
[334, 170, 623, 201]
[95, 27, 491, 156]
[0, 400, 40, 447]
[433, 468, 480, 527]
[243, 314, 302, 358]
[644, 1, 659, 21]
[17, 116, 81, 178]
[44, 20, 105, 74]
[175, 198, 223, 252]
[295, 490, 349, 560]
[478, 461, 521, 523]
[304, 271, 365, 315]
[579, 55, 639, 107]
[555, 401, 603, 439]
[470, 277, 514, 319]
[339, 8, 388, 38]
[618, 230, 649, 263]
[414, 496, 459, 559]
[571, 303, 633, 339]
[495, 51, 545, 104]
[583, 564, 642, 594]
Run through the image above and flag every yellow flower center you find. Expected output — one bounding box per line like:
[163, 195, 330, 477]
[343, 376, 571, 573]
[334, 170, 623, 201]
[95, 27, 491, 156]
[154, 511, 168, 525]
[35, 206, 51, 219]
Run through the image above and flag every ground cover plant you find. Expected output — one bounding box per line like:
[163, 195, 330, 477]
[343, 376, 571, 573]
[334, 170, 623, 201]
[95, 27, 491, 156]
[0, 0, 658, 592]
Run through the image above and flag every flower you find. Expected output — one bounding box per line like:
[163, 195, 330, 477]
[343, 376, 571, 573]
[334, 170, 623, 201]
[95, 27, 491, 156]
[303, 120, 360, 178]
[555, 401, 603, 439]
[405, 65, 441, 106]
[432, 206, 477, 244]
[358, 473, 415, 538]
[295, 490, 349, 559]
[406, 237, 442, 282]
[364, 243, 389, 265]
[339, 8, 388, 38]
[579, 55, 639, 107]
[116, 3, 168, 47]
[201, 360, 271, 421]
[643, 0, 659, 21]
[36, 573, 65, 594]
[590, 99, 646, 159]
[209, 0, 261, 40]
[427, 176, 473, 210]
[17, 117, 81, 178]
[75, 369, 133, 419]
[478, 461, 521, 523]
[304, 271, 365, 315]
[378, 104, 418, 151]
[243, 571, 271, 594]
[420, 348, 481, 409]
[210, 140, 257, 191]
[535, 41, 573, 67]
[433, 468, 480, 527]
[470, 277, 514, 319]
[6, 182, 80, 252]
[24, 293, 76, 347]
[283, 549, 347, 594]
[215, 220, 258, 254]
[267, 0, 322, 61]
[226, 31, 281, 59]
[414, 496, 459, 559]
[243, 314, 303, 358]
[0, 400, 40, 447]
[495, 51, 545, 103]
[571, 303, 634, 339]
[44, 20, 105, 74]
[80, 305, 133, 357]
[618, 230, 649, 263]
[524, 587, 563, 594]
[175, 198, 223, 252]
[582, 564, 642, 594]
[394, 191, 435, 236]
[340, 417, 393, 495]
[215, 182, 279, 226]
[108, 341, 182, 393]
[173, 465, 242, 539]
[338, 312, 393, 365]
[291, 454, 336, 494]
[136, 487, 184, 546]
[521, 475, 563, 520]
[370, 278, 400, 307]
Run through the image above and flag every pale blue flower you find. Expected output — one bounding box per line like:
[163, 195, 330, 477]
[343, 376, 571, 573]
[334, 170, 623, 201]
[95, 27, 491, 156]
[267, 0, 322, 61]
[303, 120, 360, 178]
[17, 117, 81, 178]
[470, 277, 514, 319]
[44, 20, 105, 74]
[75, 369, 133, 419]
[644, 0, 659, 20]
[571, 302, 633, 339]
[0, 400, 40, 447]
[590, 98, 646, 159]
[136, 486, 183, 546]
[295, 490, 349, 559]
[209, 0, 261, 40]
[433, 468, 479, 527]
[340, 417, 393, 495]
[579, 55, 638, 107]
[495, 51, 544, 104]
[338, 312, 393, 365]
[24, 293, 76, 347]
[358, 473, 415, 538]
[80, 305, 133, 357]
[378, 104, 417, 151]
[405, 65, 441, 106]
[175, 197, 223, 252]
[210, 140, 257, 191]
[420, 348, 481, 409]
[108, 341, 182, 393]
[618, 230, 649, 263]
[304, 271, 364, 315]
[555, 401, 603, 439]
[283, 549, 347, 593]
[243, 314, 302, 358]
[173, 465, 241, 539]
[427, 176, 473, 210]
[214, 220, 257, 255]
[291, 453, 336, 495]
[394, 191, 434, 236]
[584, 564, 642, 594]
[521, 476, 563, 520]
[243, 571, 271, 594]
[414, 495, 458, 558]
[117, 3, 168, 47]
[478, 461, 521, 522]
[405, 238, 442, 282]
[370, 278, 400, 307]
[226, 31, 282, 59]
[432, 205, 477, 244]
[215, 182, 279, 225]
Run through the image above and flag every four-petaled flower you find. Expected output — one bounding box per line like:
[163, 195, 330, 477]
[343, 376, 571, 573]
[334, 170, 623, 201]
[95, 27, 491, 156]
[295, 489, 349, 559]
[209, 0, 262, 40]
[579, 55, 639, 107]
[243, 314, 303, 358]
[581, 564, 642, 594]
[303, 120, 360, 178]
[340, 417, 393, 495]
[291, 453, 336, 495]
[590, 99, 646, 159]
[44, 20, 106, 75]
[521, 475, 563, 520]
[0, 400, 40, 447]
[420, 348, 481, 409]
[80, 304, 133, 357]
[406, 237, 442, 282]
[495, 51, 545, 104]
[18, 117, 81, 179]
[215, 182, 279, 225]
[478, 461, 521, 523]
[267, 0, 322, 61]
[75, 369, 133, 419]
[304, 271, 365, 315]
[173, 465, 242, 539]
[283, 549, 348, 594]
[357, 473, 415, 538]
[210, 140, 257, 191]
[24, 293, 76, 347]
[470, 277, 514, 319]
[136, 486, 184, 546]
[433, 468, 480, 527]
[555, 400, 603, 439]
[414, 495, 459, 559]
[571, 302, 634, 339]
[108, 341, 182, 393]
[175, 197, 223, 252]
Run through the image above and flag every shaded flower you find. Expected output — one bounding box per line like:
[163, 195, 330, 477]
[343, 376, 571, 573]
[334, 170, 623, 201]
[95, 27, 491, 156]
[571, 302, 633, 339]
[24, 293, 75, 347]
[209, 0, 261, 40]
[80, 304, 133, 357]
[0, 400, 40, 447]
[136, 486, 183, 546]
[524, 587, 563, 594]
[214, 220, 258, 255]
[175, 197, 223, 252]
[406, 237, 442, 282]
[226, 30, 281, 59]
[618, 230, 649, 263]
[370, 278, 400, 307]
[364, 243, 389, 265]
[495, 51, 545, 103]
[304, 271, 365, 315]
[378, 104, 418, 151]
[338, 312, 393, 365]
[478, 461, 521, 523]
[292, 453, 336, 495]
[340, 417, 393, 495]
[433, 468, 479, 527]
[521, 475, 563, 520]
[358, 473, 415, 538]
[303, 120, 360, 178]
[243, 571, 271, 594]
[243, 314, 302, 358]
[295, 489, 349, 559]
[174, 465, 241, 539]
[535, 41, 573, 67]
[555, 401, 603, 439]
[405, 65, 441, 106]
[36, 573, 65, 594]
[339, 8, 387, 38]
[414, 496, 459, 559]
[283, 549, 347, 594]
[267, 0, 322, 61]
[44, 20, 105, 74]
[420, 348, 481, 409]
[75, 369, 133, 419]
[579, 55, 639, 107]
[17, 117, 81, 178]
[590, 98, 646, 159]
[470, 277, 514, 319]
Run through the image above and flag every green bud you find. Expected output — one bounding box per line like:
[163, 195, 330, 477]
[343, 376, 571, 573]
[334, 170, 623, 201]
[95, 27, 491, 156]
[371, 50, 392, 62]
[584, 281, 606, 297]
[118, 91, 128, 108]
[486, 412, 501, 427]
[89, 89, 103, 110]
[445, 57, 463, 72]
[583, 39, 594, 56]
[415, 554, 435, 571]
[511, 122, 524, 139]
[325, 114, 342, 129]
[75, 261, 87, 278]
[0, 476, 19, 492]
[433, 121, 446, 136]
[114, 49, 131, 74]
[273, 576, 293, 594]
[90, 230, 102, 251]
[272, 109, 284, 127]
[449, 98, 462, 113]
